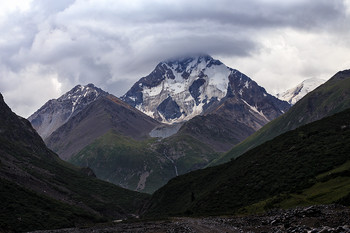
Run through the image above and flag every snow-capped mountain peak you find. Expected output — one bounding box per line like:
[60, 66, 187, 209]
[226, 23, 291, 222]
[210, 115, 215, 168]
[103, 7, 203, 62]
[28, 83, 108, 139]
[277, 78, 326, 105]
[122, 54, 234, 123]
[122, 54, 290, 124]
[58, 83, 106, 115]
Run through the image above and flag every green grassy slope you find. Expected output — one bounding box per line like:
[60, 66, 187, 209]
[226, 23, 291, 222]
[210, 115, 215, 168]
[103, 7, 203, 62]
[144, 107, 350, 217]
[239, 161, 350, 214]
[212, 69, 350, 165]
[70, 130, 219, 193]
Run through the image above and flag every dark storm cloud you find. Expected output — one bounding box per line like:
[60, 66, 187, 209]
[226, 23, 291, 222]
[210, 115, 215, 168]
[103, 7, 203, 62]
[105, 0, 345, 30]
[0, 0, 349, 117]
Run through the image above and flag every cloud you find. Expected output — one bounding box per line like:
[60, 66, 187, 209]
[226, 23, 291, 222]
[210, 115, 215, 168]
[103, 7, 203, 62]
[0, 0, 349, 117]
[0, 64, 62, 117]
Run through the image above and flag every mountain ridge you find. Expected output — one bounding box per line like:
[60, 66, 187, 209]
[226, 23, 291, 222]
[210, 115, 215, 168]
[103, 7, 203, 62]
[277, 78, 325, 105]
[28, 83, 108, 140]
[45, 94, 160, 161]
[122, 54, 290, 151]
[122, 54, 290, 125]
[212, 69, 350, 165]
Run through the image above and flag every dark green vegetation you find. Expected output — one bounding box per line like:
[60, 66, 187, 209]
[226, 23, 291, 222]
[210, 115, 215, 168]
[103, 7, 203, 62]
[0, 94, 149, 232]
[144, 107, 350, 217]
[213, 69, 350, 165]
[239, 161, 350, 214]
[0, 178, 100, 232]
[70, 130, 219, 193]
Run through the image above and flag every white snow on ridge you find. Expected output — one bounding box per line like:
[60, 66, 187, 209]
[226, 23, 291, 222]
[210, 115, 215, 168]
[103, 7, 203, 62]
[138, 56, 232, 123]
[277, 78, 325, 105]
[28, 84, 106, 140]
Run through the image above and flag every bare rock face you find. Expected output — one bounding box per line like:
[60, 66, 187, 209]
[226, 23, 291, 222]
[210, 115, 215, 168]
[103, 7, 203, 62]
[28, 84, 108, 140]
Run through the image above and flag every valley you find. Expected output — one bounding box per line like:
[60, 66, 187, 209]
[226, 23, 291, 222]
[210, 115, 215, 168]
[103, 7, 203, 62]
[2, 1, 350, 232]
[2, 57, 350, 232]
[28, 55, 288, 193]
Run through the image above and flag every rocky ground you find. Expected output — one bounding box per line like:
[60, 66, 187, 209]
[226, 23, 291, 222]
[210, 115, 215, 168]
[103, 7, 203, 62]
[30, 204, 350, 233]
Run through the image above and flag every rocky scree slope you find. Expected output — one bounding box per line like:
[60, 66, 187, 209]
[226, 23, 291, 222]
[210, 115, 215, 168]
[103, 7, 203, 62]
[27, 205, 350, 233]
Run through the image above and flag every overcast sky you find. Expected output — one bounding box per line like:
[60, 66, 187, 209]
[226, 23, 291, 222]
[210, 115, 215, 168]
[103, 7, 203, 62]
[1, 0, 350, 117]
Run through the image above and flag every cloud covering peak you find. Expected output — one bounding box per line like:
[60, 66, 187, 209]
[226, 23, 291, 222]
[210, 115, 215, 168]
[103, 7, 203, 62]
[1, 0, 350, 117]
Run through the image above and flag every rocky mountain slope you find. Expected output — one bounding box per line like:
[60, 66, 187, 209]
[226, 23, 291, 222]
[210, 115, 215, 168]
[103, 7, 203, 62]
[0, 93, 149, 232]
[122, 54, 290, 151]
[33, 55, 290, 192]
[42, 90, 217, 193]
[212, 69, 350, 165]
[277, 78, 325, 105]
[45, 94, 160, 161]
[28, 84, 108, 140]
[143, 105, 350, 217]
[174, 70, 291, 151]
[122, 55, 290, 125]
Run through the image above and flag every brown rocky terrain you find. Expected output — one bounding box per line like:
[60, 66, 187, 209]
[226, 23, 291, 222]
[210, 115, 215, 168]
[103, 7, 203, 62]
[30, 205, 350, 233]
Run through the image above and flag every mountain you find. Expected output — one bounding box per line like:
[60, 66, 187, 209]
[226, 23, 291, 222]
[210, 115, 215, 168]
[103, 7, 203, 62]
[277, 78, 325, 105]
[42, 90, 217, 193]
[122, 54, 290, 151]
[143, 106, 350, 217]
[212, 69, 350, 165]
[45, 94, 160, 161]
[174, 70, 290, 151]
[35, 55, 289, 193]
[0, 93, 149, 232]
[69, 132, 218, 193]
[121, 54, 290, 124]
[28, 83, 108, 140]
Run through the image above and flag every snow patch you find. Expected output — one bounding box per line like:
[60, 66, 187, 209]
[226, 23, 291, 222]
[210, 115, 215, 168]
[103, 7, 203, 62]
[242, 99, 269, 121]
